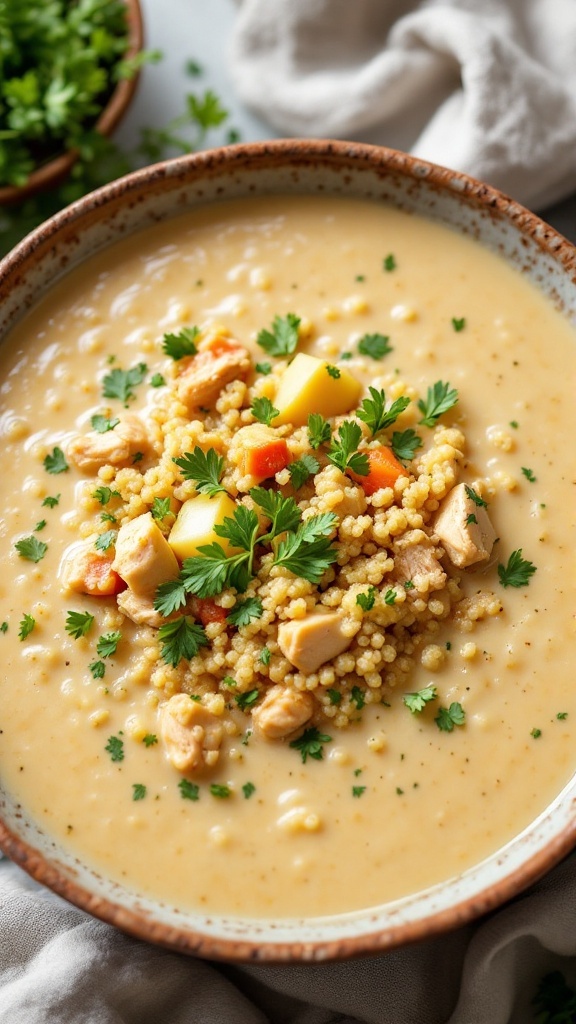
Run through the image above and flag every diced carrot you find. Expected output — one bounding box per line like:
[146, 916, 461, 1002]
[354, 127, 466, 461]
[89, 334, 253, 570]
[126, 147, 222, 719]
[353, 445, 407, 496]
[190, 596, 228, 626]
[82, 554, 127, 597]
[245, 438, 290, 481]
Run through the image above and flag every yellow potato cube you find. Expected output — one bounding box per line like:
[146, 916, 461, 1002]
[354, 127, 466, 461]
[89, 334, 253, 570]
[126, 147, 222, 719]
[168, 493, 238, 560]
[273, 353, 362, 427]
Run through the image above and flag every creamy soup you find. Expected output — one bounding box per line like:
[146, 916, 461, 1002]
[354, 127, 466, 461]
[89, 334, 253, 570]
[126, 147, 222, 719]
[1, 195, 576, 920]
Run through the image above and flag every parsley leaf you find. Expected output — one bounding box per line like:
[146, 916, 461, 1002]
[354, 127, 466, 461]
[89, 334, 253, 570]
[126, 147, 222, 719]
[451, 317, 466, 332]
[498, 549, 537, 588]
[465, 485, 488, 508]
[259, 646, 271, 666]
[249, 488, 302, 536]
[417, 381, 459, 427]
[143, 733, 158, 747]
[235, 688, 260, 711]
[288, 453, 320, 489]
[105, 735, 124, 762]
[307, 412, 331, 450]
[522, 466, 537, 483]
[151, 497, 173, 522]
[132, 783, 147, 801]
[210, 784, 231, 798]
[102, 362, 148, 405]
[15, 535, 48, 563]
[89, 660, 106, 679]
[383, 254, 397, 271]
[96, 631, 122, 658]
[154, 576, 188, 617]
[214, 504, 260, 552]
[227, 597, 263, 627]
[356, 586, 377, 611]
[91, 414, 119, 434]
[391, 428, 422, 462]
[255, 361, 272, 376]
[403, 685, 437, 713]
[95, 530, 117, 552]
[357, 387, 410, 435]
[93, 486, 119, 506]
[158, 616, 208, 668]
[43, 447, 69, 474]
[251, 396, 279, 427]
[273, 514, 338, 584]
[242, 782, 256, 799]
[179, 779, 200, 801]
[150, 373, 166, 388]
[327, 420, 369, 476]
[42, 494, 60, 508]
[162, 326, 199, 360]
[351, 686, 365, 710]
[435, 702, 466, 732]
[289, 727, 332, 763]
[326, 365, 341, 379]
[65, 610, 95, 639]
[256, 313, 300, 357]
[173, 446, 226, 497]
[18, 613, 36, 640]
[352, 786, 366, 798]
[357, 333, 393, 359]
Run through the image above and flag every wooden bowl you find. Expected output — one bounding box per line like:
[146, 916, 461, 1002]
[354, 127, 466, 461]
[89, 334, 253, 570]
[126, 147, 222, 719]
[0, 0, 143, 207]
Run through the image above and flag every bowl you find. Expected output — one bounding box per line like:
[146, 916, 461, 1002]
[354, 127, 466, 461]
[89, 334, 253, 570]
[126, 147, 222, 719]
[0, 0, 144, 207]
[1, 140, 576, 962]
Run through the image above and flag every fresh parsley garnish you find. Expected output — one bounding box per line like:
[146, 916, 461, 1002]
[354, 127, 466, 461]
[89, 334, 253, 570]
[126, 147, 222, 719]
[288, 453, 319, 489]
[151, 497, 173, 522]
[227, 597, 263, 627]
[260, 646, 271, 665]
[93, 486, 119, 506]
[65, 610, 95, 639]
[391, 428, 422, 462]
[235, 689, 260, 711]
[105, 735, 124, 762]
[384, 588, 397, 606]
[102, 362, 148, 405]
[173, 446, 226, 497]
[96, 631, 122, 658]
[289, 727, 332, 763]
[242, 782, 256, 799]
[435, 702, 466, 732]
[451, 317, 466, 332]
[352, 786, 366, 798]
[327, 689, 342, 705]
[307, 412, 331, 450]
[0, 622, 7, 634]
[178, 778, 200, 801]
[15, 535, 48, 563]
[498, 549, 537, 588]
[327, 420, 369, 476]
[417, 381, 459, 427]
[326, 364, 341, 379]
[143, 733, 158, 747]
[248, 488, 302, 536]
[18, 613, 35, 640]
[465, 485, 488, 508]
[403, 685, 437, 713]
[95, 530, 117, 553]
[42, 494, 60, 508]
[383, 254, 396, 271]
[256, 313, 300, 357]
[522, 466, 537, 483]
[89, 660, 106, 679]
[158, 616, 208, 668]
[531, 727, 542, 739]
[255, 361, 272, 376]
[34, 519, 47, 532]
[43, 447, 68, 474]
[350, 686, 365, 710]
[251, 396, 279, 427]
[210, 784, 231, 798]
[132, 783, 147, 801]
[150, 373, 166, 388]
[357, 387, 410, 435]
[357, 333, 392, 359]
[91, 414, 119, 434]
[273, 513, 338, 584]
[356, 586, 377, 612]
[162, 326, 199, 360]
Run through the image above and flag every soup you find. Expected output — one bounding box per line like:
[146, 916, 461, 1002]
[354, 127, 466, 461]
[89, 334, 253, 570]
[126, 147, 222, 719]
[1, 195, 575, 919]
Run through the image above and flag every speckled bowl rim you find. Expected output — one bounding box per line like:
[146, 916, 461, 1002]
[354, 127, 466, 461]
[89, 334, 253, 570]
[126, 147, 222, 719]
[1, 139, 576, 963]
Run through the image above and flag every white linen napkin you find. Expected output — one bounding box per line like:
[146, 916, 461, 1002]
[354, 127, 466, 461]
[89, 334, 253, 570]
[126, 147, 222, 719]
[229, 0, 576, 210]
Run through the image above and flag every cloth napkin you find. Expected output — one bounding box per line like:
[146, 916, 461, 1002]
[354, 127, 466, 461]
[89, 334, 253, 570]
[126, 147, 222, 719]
[229, 0, 576, 211]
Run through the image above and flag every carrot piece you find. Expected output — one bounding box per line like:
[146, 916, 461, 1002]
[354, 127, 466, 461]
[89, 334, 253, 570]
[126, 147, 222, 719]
[82, 554, 127, 597]
[190, 597, 228, 626]
[353, 445, 407, 496]
[245, 438, 290, 481]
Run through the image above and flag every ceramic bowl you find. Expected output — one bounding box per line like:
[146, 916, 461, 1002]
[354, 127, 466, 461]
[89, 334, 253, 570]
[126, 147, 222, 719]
[1, 140, 576, 962]
[0, 0, 144, 206]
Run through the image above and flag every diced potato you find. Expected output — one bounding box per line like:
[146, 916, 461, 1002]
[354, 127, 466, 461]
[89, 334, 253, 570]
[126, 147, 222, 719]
[168, 492, 238, 560]
[273, 353, 362, 427]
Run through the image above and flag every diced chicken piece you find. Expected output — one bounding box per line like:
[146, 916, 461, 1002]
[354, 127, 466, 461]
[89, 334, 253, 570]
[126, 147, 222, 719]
[234, 423, 290, 483]
[117, 589, 168, 628]
[67, 413, 150, 473]
[160, 693, 223, 772]
[176, 336, 251, 410]
[252, 685, 314, 740]
[112, 512, 179, 599]
[277, 611, 352, 674]
[392, 529, 447, 593]
[433, 482, 497, 568]
[59, 541, 126, 597]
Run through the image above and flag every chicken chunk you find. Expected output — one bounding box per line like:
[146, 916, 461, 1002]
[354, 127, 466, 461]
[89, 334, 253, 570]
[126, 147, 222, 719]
[116, 589, 167, 628]
[112, 512, 179, 599]
[234, 423, 290, 483]
[277, 611, 352, 674]
[59, 541, 125, 597]
[252, 686, 314, 740]
[159, 694, 223, 772]
[433, 482, 497, 568]
[67, 413, 150, 473]
[176, 336, 251, 410]
[392, 529, 447, 593]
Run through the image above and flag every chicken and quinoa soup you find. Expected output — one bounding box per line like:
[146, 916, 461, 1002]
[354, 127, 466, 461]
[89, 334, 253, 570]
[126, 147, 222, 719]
[1, 195, 576, 918]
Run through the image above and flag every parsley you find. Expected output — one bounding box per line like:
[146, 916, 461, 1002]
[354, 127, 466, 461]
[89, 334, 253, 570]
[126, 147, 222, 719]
[356, 586, 377, 612]
[273, 514, 338, 584]
[102, 362, 147, 405]
[357, 333, 393, 359]
[93, 486, 119, 505]
[288, 453, 320, 489]
[557, 712, 568, 721]
[350, 686, 365, 710]
[498, 549, 537, 588]
[357, 387, 410, 435]
[307, 413, 331, 450]
[173, 446, 226, 497]
[248, 488, 301, 536]
[327, 421, 369, 476]
[18, 614, 35, 640]
[384, 588, 397, 606]
[417, 381, 459, 427]
[235, 689, 260, 711]
[465, 485, 488, 508]
[162, 326, 199, 359]
[510, 420, 519, 429]
[435, 702, 466, 732]
[289, 727, 333, 763]
[89, 660, 106, 679]
[15, 535, 48, 563]
[522, 466, 537, 482]
[178, 779, 199, 801]
[403, 685, 437, 713]
[531, 727, 542, 739]
[143, 733, 158, 747]
[256, 313, 300, 357]
[43, 447, 68, 474]
[0, 622, 7, 634]
[151, 497, 173, 522]
[65, 610, 95, 639]
[150, 373, 166, 388]
[451, 317, 466, 332]
[251, 396, 279, 427]
[91, 414, 119, 434]
[383, 254, 397, 271]
[105, 735, 124, 762]
[242, 782, 256, 799]
[227, 597, 263, 627]
[259, 646, 271, 666]
[339, 351, 352, 360]
[132, 783, 147, 801]
[42, 494, 60, 508]
[466, 513, 478, 525]
[158, 616, 208, 668]
[326, 364, 341, 379]
[210, 784, 231, 798]
[95, 530, 117, 552]
[390, 429, 422, 462]
[352, 786, 366, 798]
[96, 631, 122, 658]
[327, 689, 342, 705]
[131, 451, 143, 465]
[255, 361, 272, 376]
[100, 511, 116, 524]
[34, 519, 47, 532]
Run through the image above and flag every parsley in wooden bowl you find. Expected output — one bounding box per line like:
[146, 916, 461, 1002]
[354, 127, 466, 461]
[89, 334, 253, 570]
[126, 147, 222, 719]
[0, 0, 144, 204]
